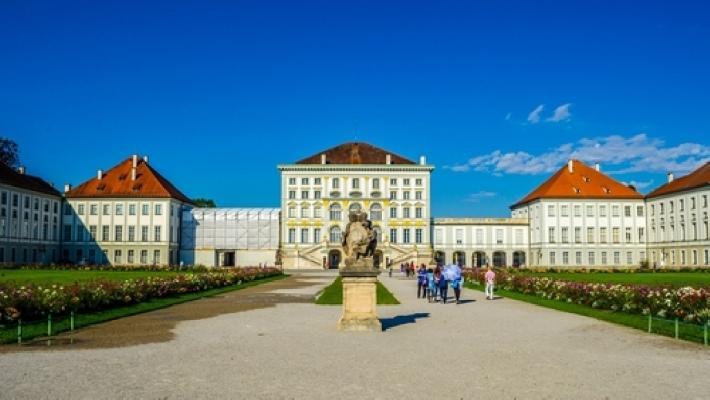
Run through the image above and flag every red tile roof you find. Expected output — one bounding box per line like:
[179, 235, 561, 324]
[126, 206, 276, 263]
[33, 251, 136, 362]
[646, 162, 710, 198]
[65, 156, 193, 204]
[511, 159, 643, 208]
[295, 142, 415, 165]
[0, 163, 61, 197]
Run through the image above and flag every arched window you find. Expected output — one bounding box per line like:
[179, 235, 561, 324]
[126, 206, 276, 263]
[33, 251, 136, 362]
[332, 178, 340, 189]
[330, 226, 342, 243]
[329, 204, 342, 221]
[349, 203, 362, 213]
[370, 203, 382, 220]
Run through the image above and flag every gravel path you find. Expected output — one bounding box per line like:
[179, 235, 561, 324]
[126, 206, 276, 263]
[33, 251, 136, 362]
[1, 271, 707, 399]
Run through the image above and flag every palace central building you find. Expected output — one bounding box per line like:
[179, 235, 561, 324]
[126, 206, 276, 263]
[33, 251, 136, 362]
[278, 143, 434, 269]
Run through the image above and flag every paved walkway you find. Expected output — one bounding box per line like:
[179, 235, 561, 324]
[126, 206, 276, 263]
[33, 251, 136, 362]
[0, 271, 708, 399]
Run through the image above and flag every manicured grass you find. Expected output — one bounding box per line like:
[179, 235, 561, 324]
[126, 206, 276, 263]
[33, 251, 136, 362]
[315, 277, 400, 305]
[465, 281, 708, 345]
[0, 274, 287, 345]
[514, 271, 710, 288]
[0, 269, 182, 286]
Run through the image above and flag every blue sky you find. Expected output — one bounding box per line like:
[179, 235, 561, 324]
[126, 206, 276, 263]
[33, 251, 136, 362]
[2, 1, 709, 217]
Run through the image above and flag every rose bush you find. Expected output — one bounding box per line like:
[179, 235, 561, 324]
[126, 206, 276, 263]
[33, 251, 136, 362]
[0, 267, 281, 322]
[463, 268, 709, 324]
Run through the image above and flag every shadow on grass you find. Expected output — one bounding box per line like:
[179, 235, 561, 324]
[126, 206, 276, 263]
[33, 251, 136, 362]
[381, 312, 430, 331]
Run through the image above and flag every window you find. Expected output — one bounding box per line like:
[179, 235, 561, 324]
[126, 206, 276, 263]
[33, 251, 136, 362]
[288, 207, 296, 218]
[548, 227, 555, 243]
[403, 229, 410, 243]
[314, 206, 322, 218]
[636, 206, 644, 217]
[370, 204, 382, 220]
[129, 204, 136, 215]
[390, 228, 397, 243]
[403, 191, 410, 200]
[455, 229, 463, 244]
[313, 228, 321, 243]
[372, 178, 380, 190]
[116, 204, 124, 215]
[301, 206, 309, 218]
[329, 204, 342, 221]
[289, 191, 296, 199]
[63, 224, 72, 241]
[332, 178, 340, 189]
[624, 206, 631, 217]
[415, 191, 422, 200]
[153, 250, 160, 264]
[626, 251, 633, 265]
[128, 226, 135, 241]
[415, 228, 422, 244]
[78, 204, 85, 214]
[434, 229, 443, 245]
[601, 251, 608, 264]
[403, 178, 410, 186]
[625, 227, 632, 243]
[670, 201, 674, 213]
[496, 229, 503, 244]
[680, 199, 685, 211]
[403, 207, 410, 218]
[562, 252, 569, 265]
[90, 204, 98, 215]
[154, 226, 161, 241]
[314, 178, 321, 185]
[114, 250, 122, 264]
[115, 225, 123, 241]
[389, 191, 397, 200]
[89, 225, 97, 240]
[170, 205, 174, 216]
[612, 205, 620, 217]
[600, 205, 607, 217]
[638, 227, 645, 242]
[300, 228, 308, 243]
[142, 204, 149, 215]
[390, 178, 397, 186]
[288, 178, 296, 185]
[588, 252, 595, 265]
[155, 204, 162, 215]
[561, 227, 568, 243]
[575, 251, 582, 265]
[415, 178, 422, 186]
[574, 205, 581, 217]
[102, 225, 109, 241]
[587, 227, 594, 243]
[476, 229, 483, 244]
[141, 226, 148, 242]
[600, 227, 608, 243]
[127, 250, 134, 264]
[586, 205, 593, 217]
[352, 178, 360, 189]
[302, 178, 309, 185]
[140, 250, 148, 264]
[550, 252, 556, 265]
[561, 205, 568, 217]
[613, 251, 620, 265]
[329, 226, 341, 243]
[415, 207, 422, 218]
[314, 190, 321, 199]
[703, 195, 707, 208]
[574, 227, 581, 243]
[548, 205, 555, 217]
[288, 228, 296, 243]
[389, 207, 397, 218]
[612, 227, 620, 243]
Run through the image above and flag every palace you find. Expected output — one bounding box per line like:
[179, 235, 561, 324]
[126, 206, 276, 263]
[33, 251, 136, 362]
[0, 142, 708, 269]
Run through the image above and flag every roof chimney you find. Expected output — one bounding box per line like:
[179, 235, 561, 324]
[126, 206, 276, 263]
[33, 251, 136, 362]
[132, 154, 138, 168]
[321, 154, 326, 164]
[594, 163, 600, 172]
[97, 169, 103, 180]
[420, 156, 426, 165]
[667, 172, 674, 183]
[143, 155, 149, 163]
[64, 184, 72, 193]
[17, 166, 25, 175]
[386, 154, 392, 165]
[131, 154, 138, 180]
[567, 160, 574, 173]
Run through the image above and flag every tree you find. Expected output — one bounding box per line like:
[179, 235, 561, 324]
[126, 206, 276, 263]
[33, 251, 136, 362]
[0, 138, 19, 168]
[192, 198, 217, 208]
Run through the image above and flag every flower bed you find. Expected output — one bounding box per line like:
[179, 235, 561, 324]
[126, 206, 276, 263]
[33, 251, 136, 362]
[0, 267, 282, 322]
[463, 268, 710, 324]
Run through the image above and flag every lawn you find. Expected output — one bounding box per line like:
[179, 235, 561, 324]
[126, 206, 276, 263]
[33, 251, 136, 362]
[315, 277, 400, 305]
[514, 271, 710, 288]
[0, 273, 286, 344]
[464, 281, 708, 345]
[0, 269, 182, 286]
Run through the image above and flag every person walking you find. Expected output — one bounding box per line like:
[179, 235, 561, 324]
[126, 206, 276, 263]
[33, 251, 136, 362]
[432, 265, 442, 302]
[484, 265, 496, 300]
[417, 265, 428, 298]
[426, 267, 435, 302]
[438, 266, 449, 304]
[451, 264, 463, 304]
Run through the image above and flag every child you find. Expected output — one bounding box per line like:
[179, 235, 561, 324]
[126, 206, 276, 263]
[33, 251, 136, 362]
[426, 268, 435, 302]
[484, 265, 496, 300]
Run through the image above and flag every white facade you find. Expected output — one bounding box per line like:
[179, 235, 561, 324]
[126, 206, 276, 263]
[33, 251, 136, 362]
[0, 181, 62, 265]
[431, 218, 529, 267]
[646, 186, 710, 267]
[512, 199, 648, 268]
[180, 208, 279, 267]
[62, 197, 185, 266]
[278, 160, 434, 269]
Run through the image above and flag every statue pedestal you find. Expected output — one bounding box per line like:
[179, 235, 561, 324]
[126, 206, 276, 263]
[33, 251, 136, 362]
[337, 268, 382, 332]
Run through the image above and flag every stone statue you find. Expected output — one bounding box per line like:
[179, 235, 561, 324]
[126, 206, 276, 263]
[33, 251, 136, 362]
[342, 210, 377, 268]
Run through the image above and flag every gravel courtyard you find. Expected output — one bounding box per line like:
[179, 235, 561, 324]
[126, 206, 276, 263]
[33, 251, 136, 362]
[1, 271, 708, 400]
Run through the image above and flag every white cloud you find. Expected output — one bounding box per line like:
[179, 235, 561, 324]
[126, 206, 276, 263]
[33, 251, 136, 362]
[445, 133, 710, 176]
[505, 112, 512, 121]
[527, 104, 544, 124]
[547, 103, 572, 122]
[465, 191, 497, 203]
